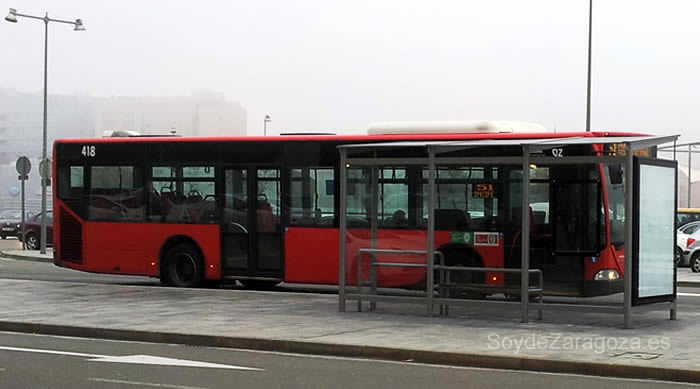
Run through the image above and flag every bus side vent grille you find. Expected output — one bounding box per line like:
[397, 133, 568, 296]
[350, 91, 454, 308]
[60, 208, 83, 264]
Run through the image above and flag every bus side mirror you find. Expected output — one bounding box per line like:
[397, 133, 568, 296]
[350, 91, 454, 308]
[608, 165, 623, 185]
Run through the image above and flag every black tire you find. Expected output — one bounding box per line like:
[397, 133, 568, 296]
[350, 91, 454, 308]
[0, 235, 6, 240]
[437, 245, 487, 300]
[163, 244, 204, 288]
[25, 233, 39, 250]
[675, 247, 683, 267]
[240, 279, 281, 289]
[691, 253, 700, 273]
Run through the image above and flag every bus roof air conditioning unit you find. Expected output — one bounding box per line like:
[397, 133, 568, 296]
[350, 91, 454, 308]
[103, 130, 141, 137]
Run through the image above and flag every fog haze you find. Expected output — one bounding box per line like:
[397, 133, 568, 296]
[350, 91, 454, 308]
[2, 0, 699, 138]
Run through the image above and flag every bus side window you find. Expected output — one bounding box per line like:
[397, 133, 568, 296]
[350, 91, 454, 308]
[290, 167, 335, 226]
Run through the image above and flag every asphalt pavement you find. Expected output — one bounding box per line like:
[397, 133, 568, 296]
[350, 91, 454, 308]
[0, 332, 695, 389]
[0, 245, 699, 384]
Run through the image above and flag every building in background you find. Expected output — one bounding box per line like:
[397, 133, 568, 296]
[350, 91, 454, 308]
[0, 88, 246, 208]
[95, 90, 246, 137]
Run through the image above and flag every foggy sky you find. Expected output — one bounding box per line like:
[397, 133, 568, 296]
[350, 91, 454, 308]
[2, 0, 699, 140]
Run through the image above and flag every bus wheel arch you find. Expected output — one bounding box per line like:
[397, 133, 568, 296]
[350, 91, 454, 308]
[159, 236, 205, 287]
[436, 243, 487, 299]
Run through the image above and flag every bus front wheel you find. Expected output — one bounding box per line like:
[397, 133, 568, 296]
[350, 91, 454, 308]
[164, 244, 204, 288]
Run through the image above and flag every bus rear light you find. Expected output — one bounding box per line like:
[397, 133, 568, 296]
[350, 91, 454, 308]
[594, 269, 620, 281]
[492, 276, 497, 281]
[209, 264, 215, 269]
[150, 261, 156, 267]
[688, 238, 696, 248]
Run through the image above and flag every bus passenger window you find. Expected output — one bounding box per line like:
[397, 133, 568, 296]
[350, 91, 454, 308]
[89, 166, 145, 221]
[290, 167, 335, 226]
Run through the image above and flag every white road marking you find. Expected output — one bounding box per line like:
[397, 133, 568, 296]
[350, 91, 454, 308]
[0, 345, 96, 358]
[88, 378, 208, 389]
[677, 292, 700, 297]
[0, 258, 16, 262]
[89, 354, 263, 370]
[0, 346, 262, 371]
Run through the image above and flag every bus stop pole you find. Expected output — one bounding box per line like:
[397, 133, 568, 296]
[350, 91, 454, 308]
[624, 143, 633, 329]
[521, 145, 530, 323]
[21, 176, 26, 251]
[339, 149, 348, 312]
[427, 147, 436, 317]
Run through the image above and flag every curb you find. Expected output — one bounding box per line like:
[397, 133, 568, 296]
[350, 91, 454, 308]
[0, 321, 697, 384]
[0, 250, 52, 264]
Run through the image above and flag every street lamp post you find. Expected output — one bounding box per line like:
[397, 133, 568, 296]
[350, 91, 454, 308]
[5, 8, 85, 254]
[264, 115, 271, 136]
[585, 0, 593, 132]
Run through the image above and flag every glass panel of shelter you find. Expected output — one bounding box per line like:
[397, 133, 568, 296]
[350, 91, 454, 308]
[421, 166, 500, 231]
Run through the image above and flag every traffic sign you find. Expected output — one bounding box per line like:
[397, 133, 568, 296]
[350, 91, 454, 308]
[16, 156, 31, 175]
[39, 158, 52, 178]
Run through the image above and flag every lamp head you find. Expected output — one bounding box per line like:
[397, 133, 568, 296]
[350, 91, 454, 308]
[265, 115, 271, 122]
[74, 18, 85, 31]
[5, 8, 17, 23]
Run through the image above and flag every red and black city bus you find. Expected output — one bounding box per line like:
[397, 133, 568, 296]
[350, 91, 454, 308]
[52, 125, 647, 297]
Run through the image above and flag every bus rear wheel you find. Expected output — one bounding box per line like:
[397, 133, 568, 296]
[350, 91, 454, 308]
[164, 244, 203, 288]
[438, 246, 487, 300]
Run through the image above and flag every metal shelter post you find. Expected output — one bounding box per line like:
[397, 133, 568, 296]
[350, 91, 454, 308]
[427, 147, 436, 316]
[369, 166, 379, 311]
[339, 148, 348, 312]
[624, 143, 633, 329]
[688, 144, 692, 208]
[521, 145, 531, 323]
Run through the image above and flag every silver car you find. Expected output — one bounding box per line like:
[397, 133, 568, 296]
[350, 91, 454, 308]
[682, 224, 700, 272]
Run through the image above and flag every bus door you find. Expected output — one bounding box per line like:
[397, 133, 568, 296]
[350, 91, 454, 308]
[550, 172, 602, 294]
[221, 167, 284, 281]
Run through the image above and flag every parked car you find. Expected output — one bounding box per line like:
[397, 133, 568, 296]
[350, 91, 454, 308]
[678, 221, 700, 266]
[677, 208, 700, 228]
[18, 211, 54, 250]
[0, 209, 32, 239]
[682, 226, 700, 272]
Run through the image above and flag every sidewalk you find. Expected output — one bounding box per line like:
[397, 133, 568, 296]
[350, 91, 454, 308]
[0, 249, 53, 263]
[677, 268, 700, 287]
[0, 249, 699, 382]
[0, 275, 697, 383]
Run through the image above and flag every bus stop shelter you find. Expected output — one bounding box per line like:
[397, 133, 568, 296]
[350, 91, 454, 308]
[337, 134, 679, 329]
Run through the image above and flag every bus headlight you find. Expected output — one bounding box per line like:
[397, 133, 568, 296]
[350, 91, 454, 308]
[594, 269, 620, 281]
